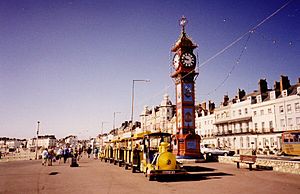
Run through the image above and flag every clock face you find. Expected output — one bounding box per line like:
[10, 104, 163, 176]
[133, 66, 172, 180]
[173, 54, 180, 70]
[180, 52, 195, 67]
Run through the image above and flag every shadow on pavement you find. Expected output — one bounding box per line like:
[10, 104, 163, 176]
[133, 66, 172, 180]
[49, 172, 59, 175]
[156, 165, 232, 182]
[183, 165, 216, 172]
[157, 172, 232, 182]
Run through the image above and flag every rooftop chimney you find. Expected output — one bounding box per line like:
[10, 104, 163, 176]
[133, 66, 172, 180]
[208, 101, 215, 114]
[280, 75, 290, 92]
[223, 95, 229, 106]
[258, 79, 268, 94]
[201, 101, 207, 110]
[274, 81, 280, 97]
[237, 88, 246, 100]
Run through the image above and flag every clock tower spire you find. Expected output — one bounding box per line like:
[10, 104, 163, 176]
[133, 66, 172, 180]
[171, 16, 201, 159]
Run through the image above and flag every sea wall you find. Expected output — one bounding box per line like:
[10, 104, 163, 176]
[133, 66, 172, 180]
[219, 156, 300, 175]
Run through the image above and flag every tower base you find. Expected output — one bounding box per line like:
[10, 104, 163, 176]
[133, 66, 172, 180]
[173, 133, 202, 159]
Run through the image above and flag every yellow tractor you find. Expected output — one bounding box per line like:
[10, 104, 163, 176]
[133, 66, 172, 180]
[139, 132, 187, 181]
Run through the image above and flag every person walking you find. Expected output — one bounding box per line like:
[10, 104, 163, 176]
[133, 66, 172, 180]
[41, 148, 48, 166]
[47, 148, 54, 166]
[87, 146, 92, 158]
[63, 147, 69, 163]
[94, 147, 99, 159]
[56, 147, 63, 164]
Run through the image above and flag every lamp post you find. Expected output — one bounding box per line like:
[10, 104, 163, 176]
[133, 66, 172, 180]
[101, 121, 109, 148]
[113, 112, 121, 131]
[101, 121, 109, 135]
[130, 79, 150, 154]
[130, 79, 150, 128]
[35, 121, 40, 160]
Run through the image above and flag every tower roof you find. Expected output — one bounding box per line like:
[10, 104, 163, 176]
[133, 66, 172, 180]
[171, 32, 197, 52]
[171, 16, 197, 52]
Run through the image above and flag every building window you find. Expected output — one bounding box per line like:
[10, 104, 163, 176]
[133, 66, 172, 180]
[287, 104, 292, 113]
[260, 109, 264, 115]
[247, 137, 250, 148]
[268, 108, 272, 114]
[270, 138, 274, 147]
[280, 119, 285, 127]
[245, 123, 249, 130]
[238, 109, 242, 116]
[245, 108, 248, 114]
[282, 90, 287, 97]
[254, 123, 258, 131]
[257, 95, 262, 103]
[296, 117, 300, 125]
[253, 111, 257, 116]
[262, 122, 265, 130]
[240, 137, 243, 148]
[279, 106, 284, 114]
[269, 121, 273, 129]
[288, 118, 293, 127]
[295, 103, 300, 112]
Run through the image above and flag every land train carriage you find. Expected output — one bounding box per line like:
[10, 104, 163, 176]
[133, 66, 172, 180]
[100, 131, 186, 181]
[139, 132, 187, 181]
[124, 131, 149, 170]
[102, 143, 113, 163]
[114, 138, 126, 166]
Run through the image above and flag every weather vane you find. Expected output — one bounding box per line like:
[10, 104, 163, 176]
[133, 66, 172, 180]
[179, 16, 187, 33]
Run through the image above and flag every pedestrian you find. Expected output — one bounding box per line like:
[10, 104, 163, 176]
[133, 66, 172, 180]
[78, 147, 83, 161]
[56, 147, 63, 164]
[42, 148, 48, 166]
[47, 148, 54, 166]
[94, 147, 98, 159]
[63, 147, 69, 163]
[87, 146, 92, 158]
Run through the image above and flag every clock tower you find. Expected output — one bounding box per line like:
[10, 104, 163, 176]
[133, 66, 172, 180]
[171, 16, 201, 159]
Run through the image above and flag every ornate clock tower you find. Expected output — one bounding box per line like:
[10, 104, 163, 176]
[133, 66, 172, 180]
[171, 16, 201, 159]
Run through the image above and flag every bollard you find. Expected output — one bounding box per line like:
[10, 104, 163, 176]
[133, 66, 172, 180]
[70, 156, 79, 167]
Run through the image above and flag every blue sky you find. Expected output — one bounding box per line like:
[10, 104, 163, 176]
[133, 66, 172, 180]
[0, 0, 299, 139]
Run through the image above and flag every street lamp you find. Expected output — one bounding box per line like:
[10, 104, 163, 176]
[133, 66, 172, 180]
[131, 79, 150, 128]
[101, 121, 109, 148]
[101, 121, 109, 135]
[35, 121, 40, 160]
[113, 112, 121, 131]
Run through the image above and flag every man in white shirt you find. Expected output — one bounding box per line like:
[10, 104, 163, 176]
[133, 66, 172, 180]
[42, 148, 48, 166]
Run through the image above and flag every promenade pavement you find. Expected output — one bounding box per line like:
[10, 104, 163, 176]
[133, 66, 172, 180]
[0, 156, 299, 194]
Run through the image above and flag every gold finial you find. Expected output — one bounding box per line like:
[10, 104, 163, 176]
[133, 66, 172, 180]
[179, 16, 187, 34]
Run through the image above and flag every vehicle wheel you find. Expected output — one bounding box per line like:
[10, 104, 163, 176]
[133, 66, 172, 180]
[148, 175, 154, 181]
[132, 166, 136, 173]
[118, 162, 122, 167]
[125, 164, 128, 170]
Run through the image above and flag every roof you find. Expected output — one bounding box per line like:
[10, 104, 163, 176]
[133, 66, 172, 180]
[171, 32, 197, 52]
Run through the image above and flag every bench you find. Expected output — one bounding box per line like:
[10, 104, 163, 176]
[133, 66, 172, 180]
[234, 155, 257, 170]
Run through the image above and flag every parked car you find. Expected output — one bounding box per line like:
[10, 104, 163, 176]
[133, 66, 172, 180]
[200, 144, 234, 156]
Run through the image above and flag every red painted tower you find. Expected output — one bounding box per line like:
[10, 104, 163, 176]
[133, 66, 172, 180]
[171, 16, 201, 159]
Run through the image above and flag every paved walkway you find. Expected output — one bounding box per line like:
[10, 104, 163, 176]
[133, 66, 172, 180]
[0, 157, 299, 194]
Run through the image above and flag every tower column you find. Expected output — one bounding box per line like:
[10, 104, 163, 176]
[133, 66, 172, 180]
[171, 16, 201, 159]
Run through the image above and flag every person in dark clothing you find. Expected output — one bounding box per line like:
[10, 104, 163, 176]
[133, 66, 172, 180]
[63, 147, 69, 163]
[87, 147, 92, 158]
